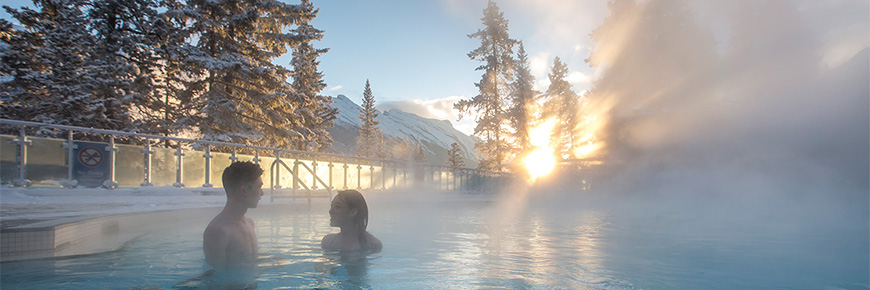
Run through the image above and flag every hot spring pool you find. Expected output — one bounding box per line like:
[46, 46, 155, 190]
[1, 192, 867, 289]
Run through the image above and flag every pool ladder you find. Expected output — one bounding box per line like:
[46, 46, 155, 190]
[269, 158, 333, 202]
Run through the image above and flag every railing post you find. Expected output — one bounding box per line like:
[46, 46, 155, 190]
[253, 150, 261, 164]
[173, 144, 185, 188]
[102, 135, 119, 189]
[461, 169, 466, 191]
[356, 164, 362, 190]
[370, 165, 375, 190]
[140, 140, 153, 187]
[13, 128, 31, 187]
[202, 144, 213, 188]
[293, 158, 300, 196]
[230, 147, 239, 163]
[60, 130, 78, 188]
[274, 151, 282, 190]
[327, 161, 334, 190]
[343, 163, 348, 190]
[311, 159, 318, 190]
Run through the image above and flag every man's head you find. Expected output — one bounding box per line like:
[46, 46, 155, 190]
[222, 161, 265, 208]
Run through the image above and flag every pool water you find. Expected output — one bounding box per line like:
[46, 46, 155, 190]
[1, 192, 867, 289]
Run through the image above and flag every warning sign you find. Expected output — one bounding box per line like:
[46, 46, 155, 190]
[78, 147, 103, 167]
[73, 142, 110, 188]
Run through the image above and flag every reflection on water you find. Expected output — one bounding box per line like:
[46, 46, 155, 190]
[0, 197, 866, 289]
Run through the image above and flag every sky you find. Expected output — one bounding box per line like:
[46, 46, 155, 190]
[1, 0, 609, 135]
[1, 0, 867, 138]
[293, 0, 610, 135]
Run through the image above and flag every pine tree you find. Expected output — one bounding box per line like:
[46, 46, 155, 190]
[356, 79, 385, 159]
[393, 138, 414, 162]
[148, 0, 193, 138]
[508, 42, 537, 154]
[455, 0, 517, 171]
[175, 0, 320, 148]
[88, 0, 169, 135]
[447, 142, 465, 167]
[414, 144, 427, 164]
[543, 56, 579, 159]
[289, 17, 337, 152]
[0, 0, 132, 136]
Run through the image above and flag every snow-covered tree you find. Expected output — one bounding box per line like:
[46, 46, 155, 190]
[447, 142, 465, 167]
[508, 42, 537, 154]
[0, 0, 134, 135]
[414, 144, 427, 164]
[455, 0, 517, 171]
[356, 79, 385, 159]
[392, 138, 414, 162]
[174, 0, 321, 148]
[289, 17, 337, 152]
[88, 0, 170, 135]
[543, 56, 579, 159]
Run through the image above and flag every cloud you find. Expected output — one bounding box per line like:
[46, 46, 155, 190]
[378, 96, 477, 136]
[567, 71, 590, 86]
[328, 85, 343, 91]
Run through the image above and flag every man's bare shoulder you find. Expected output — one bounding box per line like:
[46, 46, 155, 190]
[204, 214, 234, 237]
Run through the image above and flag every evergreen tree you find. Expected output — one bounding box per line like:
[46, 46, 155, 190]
[289, 17, 337, 152]
[356, 79, 385, 159]
[148, 0, 195, 137]
[508, 42, 537, 153]
[414, 144, 427, 164]
[447, 142, 465, 167]
[543, 56, 579, 159]
[0, 0, 136, 135]
[393, 138, 414, 162]
[175, 0, 320, 147]
[455, 0, 517, 171]
[89, 0, 168, 134]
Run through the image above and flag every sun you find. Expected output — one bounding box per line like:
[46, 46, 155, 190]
[524, 148, 556, 181]
[524, 118, 558, 181]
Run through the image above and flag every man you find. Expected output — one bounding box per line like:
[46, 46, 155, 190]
[203, 161, 265, 269]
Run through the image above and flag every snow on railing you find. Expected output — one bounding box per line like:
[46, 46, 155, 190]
[0, 118, 512, 198]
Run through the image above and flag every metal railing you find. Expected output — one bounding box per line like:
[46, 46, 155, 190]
[0, 118, 512, 200]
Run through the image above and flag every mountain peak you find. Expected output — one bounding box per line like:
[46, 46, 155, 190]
[326, 96, 478, 167]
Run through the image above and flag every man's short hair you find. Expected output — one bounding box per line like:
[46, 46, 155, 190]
[222, 161, 264, 194]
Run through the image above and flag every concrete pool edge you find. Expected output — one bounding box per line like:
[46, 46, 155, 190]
[0, 207, 224, 262]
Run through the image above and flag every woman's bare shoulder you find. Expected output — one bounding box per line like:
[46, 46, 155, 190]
[321, 233, 338, 248]
[366, 232, 383, 252]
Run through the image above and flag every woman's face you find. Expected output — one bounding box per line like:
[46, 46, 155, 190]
[329, 195, 356, 227]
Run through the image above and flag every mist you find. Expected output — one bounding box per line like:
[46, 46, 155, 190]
[566, 0, 866, 199]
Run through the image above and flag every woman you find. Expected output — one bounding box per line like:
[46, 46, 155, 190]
[321, 190, 383, 252]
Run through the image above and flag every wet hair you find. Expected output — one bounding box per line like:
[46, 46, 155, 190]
[336, 190, 369, 249]
[222, 161, 264, 196]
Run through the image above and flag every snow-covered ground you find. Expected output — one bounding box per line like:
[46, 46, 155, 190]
[0, 186, 307, 228]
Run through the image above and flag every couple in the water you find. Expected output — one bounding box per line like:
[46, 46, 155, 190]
[203, 161, 382, 269]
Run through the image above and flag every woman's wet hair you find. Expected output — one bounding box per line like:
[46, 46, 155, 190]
[336, 190, 369, 249]
[222, 161, 264, 195]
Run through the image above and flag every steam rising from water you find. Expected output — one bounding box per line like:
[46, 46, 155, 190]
[573, 0, 869, 205]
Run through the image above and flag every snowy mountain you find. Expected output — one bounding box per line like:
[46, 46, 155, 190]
[327, 95, 479, 167]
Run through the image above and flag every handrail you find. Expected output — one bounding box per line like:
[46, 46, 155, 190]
[0, 118, 511, 176]
[269, 158, 333, 202]
[1, 118, 514, 193]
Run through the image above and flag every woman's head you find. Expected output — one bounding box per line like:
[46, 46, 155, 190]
[329, 190, 369, 231]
